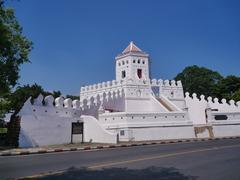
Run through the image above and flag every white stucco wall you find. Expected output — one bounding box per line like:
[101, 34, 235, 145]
[129, 126, 195, 141]
[212, 124, 240, 137]
[82, 115, 117, 144]
[185, 93, 208, 125]
[19, 114, 78, 147]
[18, 95, 81, 147]
[98, 111, 193, 142]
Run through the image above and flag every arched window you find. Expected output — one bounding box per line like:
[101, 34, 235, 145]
[118, 62, 121, 66]
[137, 69, 142, 79]
[122, 61, 125, 65]
[121, 71, 126, 79]
[142, 60, 145, 64]
[126, 60, 129, 64]
[138, 59, 140, 64]
[133, 60, 136, 63]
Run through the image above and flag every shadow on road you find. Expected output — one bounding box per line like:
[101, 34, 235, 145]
[32, 166, 197, 180]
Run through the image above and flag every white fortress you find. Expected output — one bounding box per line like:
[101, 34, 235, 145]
[18, 42, 240, 147]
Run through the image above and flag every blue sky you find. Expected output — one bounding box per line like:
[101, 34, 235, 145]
[6, 0, 240, 95]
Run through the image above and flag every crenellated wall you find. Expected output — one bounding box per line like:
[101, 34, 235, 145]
[80, 89, 125, 117]
[80, 78, 186, 114]
[151, 79, 184, 98]
[150, 79, 185, 109]
[150, 79, 182, 87]
[80, 80, 124, 96]
[185, 92, 208, 125]
[81, 79, 183, 98]
[18, 94, 82, 147]
[19, 94, 81, 118]
[185, 93, 240, 137]
[185, 92, 240, 124]
[18, 93, 122, 147]
[206, 97, 240, 112]
[185, 92, 240, 138]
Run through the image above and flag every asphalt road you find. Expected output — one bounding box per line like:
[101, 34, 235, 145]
[1, 138, 240, 180]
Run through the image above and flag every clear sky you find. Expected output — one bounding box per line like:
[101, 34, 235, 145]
[6, 0, 240, 95]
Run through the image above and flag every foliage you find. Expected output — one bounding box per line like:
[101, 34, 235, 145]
[66, 94, 79, 100]
[0, 1, 33, 119]
[6, 84, 62, 115]
[52, 91, 61, 99]
[0, 0, 62, 118]
[0, 98, 10, 120]
[0, 1, 33, 96]
[217, 75, 240, 100]
[232, 89, 240, 102]
[175, 65, 240, 102]
[175, 65, 223, 98]
[6, 84, 44, 115]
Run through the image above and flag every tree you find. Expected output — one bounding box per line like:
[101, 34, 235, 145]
[6, 84, 63, 115]
[0, 1, 32, 119]
[232, 89, 240, 102]
[66, 94, 79, 100]
[174, 65, 223, 97]
[217, 75, 240, 100]
[7, 84, 44, 115]
[0, 98, 10, 120]
[52, 91, 61, 99]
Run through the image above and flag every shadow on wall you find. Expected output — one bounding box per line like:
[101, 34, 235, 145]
[81, 92, 125, 118]
[34, 166, 197, 180]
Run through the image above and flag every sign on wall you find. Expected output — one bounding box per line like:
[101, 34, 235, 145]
[71, 122, 83, 143]
[72, 122, 83, 134]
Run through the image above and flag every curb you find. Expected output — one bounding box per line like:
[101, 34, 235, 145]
[1, 136, 240, 157]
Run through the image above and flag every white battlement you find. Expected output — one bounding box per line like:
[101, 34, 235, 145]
[150, 79, 182, 87]
[185, 92, 240, 111]
[80, 78, 152, 96]
[80, 79, 184, 101]
[18, 94, 81, 119]
[32, 94, 80, 109]
[185, 92, 240, 127]
[81, 79, 183, 95]
[81, 80, 123, 93]
[18, 94, 82, 147]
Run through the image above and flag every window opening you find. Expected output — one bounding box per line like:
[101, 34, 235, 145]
[137, 69, 142, 79]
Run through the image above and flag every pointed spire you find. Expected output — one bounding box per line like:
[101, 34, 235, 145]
[122, 41, 143, 54]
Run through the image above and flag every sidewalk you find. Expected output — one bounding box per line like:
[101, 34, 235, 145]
[1, 136, 239, 156]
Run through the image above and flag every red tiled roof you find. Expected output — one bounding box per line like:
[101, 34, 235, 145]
[122, 41, 142, 54]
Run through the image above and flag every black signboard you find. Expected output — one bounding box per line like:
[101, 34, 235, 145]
[71, 122, 83, 143]
[214, 115, 228, 120]
[72, 122, 83, 134]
